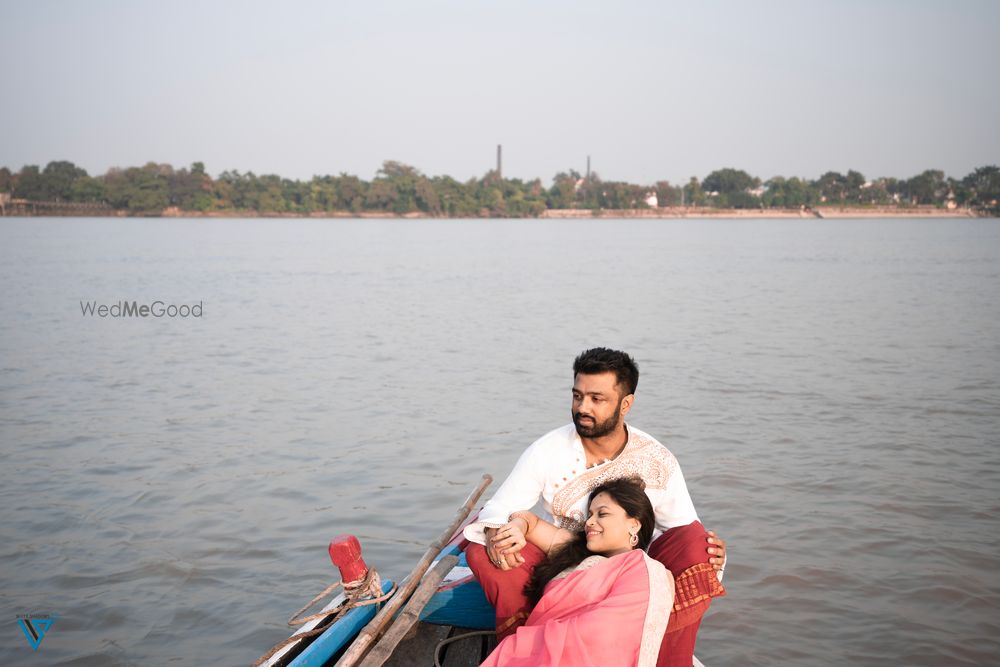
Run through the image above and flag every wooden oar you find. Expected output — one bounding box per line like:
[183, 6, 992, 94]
[357, 554, 459, 667]
[334, 474, 493, 667]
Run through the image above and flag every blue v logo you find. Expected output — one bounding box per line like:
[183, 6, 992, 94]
[17, 616, 57, 651]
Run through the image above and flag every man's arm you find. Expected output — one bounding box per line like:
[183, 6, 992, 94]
[492, 510, 574, 557]
[476, 442, 547, 526]
[463, 441, 548, 569]
[651, 461, 699, 529]
[653, 461, 727, 574]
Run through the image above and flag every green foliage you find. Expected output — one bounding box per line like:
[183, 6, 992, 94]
[763, 176, 814, 208]
[103, 163, 170, 213]
[703, 168, 759, 195]
[13, 165, 45, 199]
[655, 180, 681, 207]
[70, 175, 106, 202]
[814, 171, 847, 203]
[683, 177, 705, 206]
[727, 191, 760, 209]
[10, 161, 100, 202]
[2, 159, 995, 216]
[168, 163, 213, 211]
[810, 169, 866, 204]
[546, 171, 580, 209]
[41, 160, 88, 200]
[845, 170, 865, 201]
[905, 169, 947, 206]
[962, 165, 1000, 213]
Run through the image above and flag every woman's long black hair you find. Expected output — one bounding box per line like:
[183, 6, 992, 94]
[523, 476, 654, 605]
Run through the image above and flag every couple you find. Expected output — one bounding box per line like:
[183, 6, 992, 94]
[464, 348, 727, 666]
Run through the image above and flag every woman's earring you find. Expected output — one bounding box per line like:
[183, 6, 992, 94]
[629, 530, 639, 547]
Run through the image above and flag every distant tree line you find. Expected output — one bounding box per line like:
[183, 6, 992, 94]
[1, 160, 998, 216]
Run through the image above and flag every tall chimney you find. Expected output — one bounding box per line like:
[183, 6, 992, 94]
[586, 155, 591, 180]
[497, 144, 502, 179]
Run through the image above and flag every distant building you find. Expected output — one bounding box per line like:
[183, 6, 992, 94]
[644, 191, 659, 208]
[946, 190, 957, 210]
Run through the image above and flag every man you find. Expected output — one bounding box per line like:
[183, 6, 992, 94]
[465, 348, 726, 667]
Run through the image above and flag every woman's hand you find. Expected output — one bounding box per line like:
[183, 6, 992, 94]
[492, 519, 528, 557]
[485, 526, 526, 570]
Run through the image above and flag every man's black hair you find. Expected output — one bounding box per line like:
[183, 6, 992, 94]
[572, 347, 639, 397]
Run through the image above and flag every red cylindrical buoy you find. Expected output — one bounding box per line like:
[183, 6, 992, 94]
[328, 534, 369, 585]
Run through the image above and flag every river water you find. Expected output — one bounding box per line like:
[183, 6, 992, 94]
[1, 217, 998, 666]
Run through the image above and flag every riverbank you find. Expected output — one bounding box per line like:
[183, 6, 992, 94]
[146, 205, 992, 219]
[1, 204, 985, 219]
[541, 206, 980, 219]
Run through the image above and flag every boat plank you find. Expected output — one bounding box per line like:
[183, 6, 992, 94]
[335, 476, 492, 667]
[360, 556, 458, 667]
[382, 623, 452, 667]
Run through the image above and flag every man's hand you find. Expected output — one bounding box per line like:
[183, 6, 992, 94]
[484, 527, 526, 570]
[706, 530, 727, 571]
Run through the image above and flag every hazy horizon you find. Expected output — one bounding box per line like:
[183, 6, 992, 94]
[2, 0, 998, 185]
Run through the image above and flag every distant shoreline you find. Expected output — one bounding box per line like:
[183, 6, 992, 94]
[5, 160, 997, 219]
[156, 204, 988, 219]
[540, 206, 979, 219]
[144, 205, 990, 219]
[0, 204, 985, 220]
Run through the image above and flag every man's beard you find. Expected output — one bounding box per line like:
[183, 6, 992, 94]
[573, 403, 622, 438]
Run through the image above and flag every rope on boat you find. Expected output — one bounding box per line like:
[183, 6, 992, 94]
[250, 568, 397, 667]
[433, 630, 497, 667]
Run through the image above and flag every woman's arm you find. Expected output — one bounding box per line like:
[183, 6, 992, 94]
[491, 511, 575, 556]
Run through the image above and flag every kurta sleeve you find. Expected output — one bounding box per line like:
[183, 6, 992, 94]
[652, 462, 726, 582]
[464, 441, 547, 545]
[652, 461, 699, 531]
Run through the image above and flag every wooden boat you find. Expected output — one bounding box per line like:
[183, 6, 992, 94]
[254, 477, 496, 667]
[253, 476, 705, 667]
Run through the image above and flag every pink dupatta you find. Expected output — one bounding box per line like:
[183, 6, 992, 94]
[480, 549, 674, 667]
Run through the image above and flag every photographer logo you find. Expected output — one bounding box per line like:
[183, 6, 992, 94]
[16, 613, 57, 651]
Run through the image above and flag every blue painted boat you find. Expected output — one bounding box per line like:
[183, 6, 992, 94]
[419, 545, 494, 631]
[287, 579, 397, 667]
[254, 474, 704, 667]
[256, 514, 490, 667]
[256, 577, 398, 667]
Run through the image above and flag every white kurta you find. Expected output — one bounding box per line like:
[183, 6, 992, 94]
[465, 423, 699, 544]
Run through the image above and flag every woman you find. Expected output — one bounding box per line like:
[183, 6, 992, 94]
[479, 478, 674, 667]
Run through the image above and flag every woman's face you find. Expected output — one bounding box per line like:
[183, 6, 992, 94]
[584, 492, 641, 556]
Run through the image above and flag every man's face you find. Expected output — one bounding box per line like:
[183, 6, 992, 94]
[572, 372, 626, 438]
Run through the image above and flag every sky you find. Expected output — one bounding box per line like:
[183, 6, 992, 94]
[2, 0, 998, 186]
